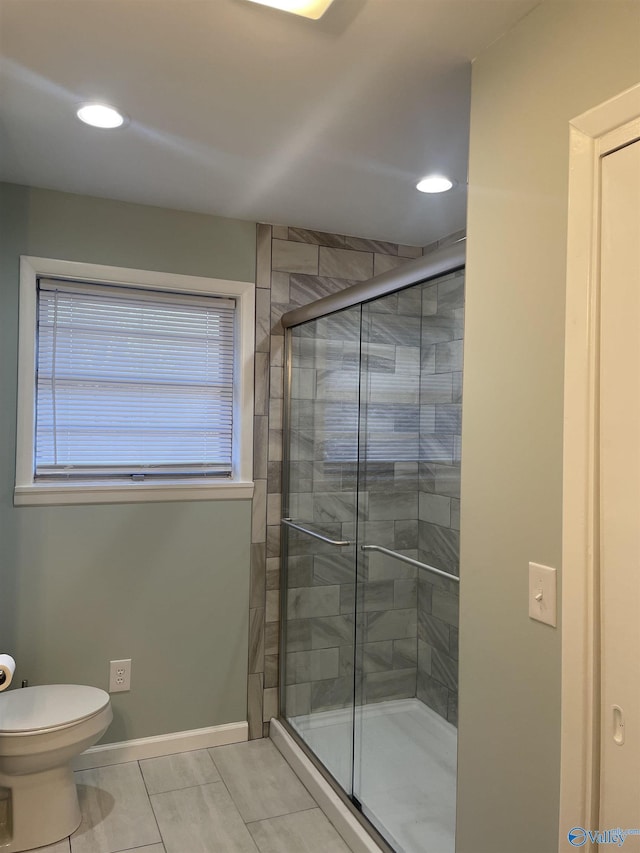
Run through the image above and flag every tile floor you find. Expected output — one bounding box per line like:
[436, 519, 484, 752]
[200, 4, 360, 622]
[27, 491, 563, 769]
[35, 739, 353, 853]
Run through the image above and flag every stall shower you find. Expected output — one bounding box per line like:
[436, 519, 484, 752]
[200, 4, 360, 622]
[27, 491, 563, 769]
[278, 245, 464, 853]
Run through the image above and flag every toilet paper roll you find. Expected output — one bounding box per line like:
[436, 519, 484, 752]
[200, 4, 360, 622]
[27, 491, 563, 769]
[0, 655, 16, 691]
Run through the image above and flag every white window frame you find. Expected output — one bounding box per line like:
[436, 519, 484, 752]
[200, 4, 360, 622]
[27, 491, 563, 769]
[15, 256, 255, 506]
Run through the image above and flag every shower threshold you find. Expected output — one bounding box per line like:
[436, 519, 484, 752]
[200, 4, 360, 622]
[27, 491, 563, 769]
[283, 698, 456, 853]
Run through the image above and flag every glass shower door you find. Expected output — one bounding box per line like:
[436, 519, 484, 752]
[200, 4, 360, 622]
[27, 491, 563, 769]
[281, 304, 361, 794]
[353, 274, 463, 853]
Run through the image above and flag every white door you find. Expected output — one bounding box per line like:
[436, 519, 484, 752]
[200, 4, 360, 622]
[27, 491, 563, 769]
[599, 137, 640, 835]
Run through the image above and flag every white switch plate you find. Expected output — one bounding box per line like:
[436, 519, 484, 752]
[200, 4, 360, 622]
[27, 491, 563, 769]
[529, 562, 557, 627]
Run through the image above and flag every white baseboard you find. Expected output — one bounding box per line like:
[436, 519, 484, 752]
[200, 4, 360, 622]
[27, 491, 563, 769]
[269, 718, 386, 853]
[73, 720, 248, 770]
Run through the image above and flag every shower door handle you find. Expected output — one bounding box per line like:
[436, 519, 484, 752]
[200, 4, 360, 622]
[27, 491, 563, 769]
[281, 518, 351, 547]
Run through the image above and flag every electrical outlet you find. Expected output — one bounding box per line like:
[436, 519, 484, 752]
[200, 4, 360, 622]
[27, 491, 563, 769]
[109, 659, 132, 693]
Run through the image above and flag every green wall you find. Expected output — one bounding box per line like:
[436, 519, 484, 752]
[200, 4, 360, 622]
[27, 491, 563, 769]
[0, 183, 256, 742]
[458, 4, 640, 851]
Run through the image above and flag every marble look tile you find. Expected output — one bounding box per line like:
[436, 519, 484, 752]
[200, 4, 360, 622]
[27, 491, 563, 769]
[263, 687, 278, 722]
[394, 578, 417, 609]
[71, 762, 161, 853]
[418, 639, 433, 677]
[140, 750, 220, 796]
[285, 682, 311, 717]
[398, 244, 422, 258]
[270, 365, 284, 400]
[451, 498, 460, 530]
[271, 272, 290, 304]
[210, 739, 314, 822]
[446, 695, 458, 726]
[264, 654, 279, 689]
[420, 434, 454, 464]
[393, 637, 418, 669]
[373, 253, 408, 276]
[365, 608, 417, 642]
[311, 676, 353, 712]
[363, 580, 394, 612]
[268, 398, 283, 433]
[267, 461, 282, 495]
[290, 274, 356, 304]
[247, 807, 351, 853]
[433, 462, 461, 499]
[364, 668, 416, 703]
[151, 782, 257, 853]
[254, 351, 270, 416]
[253, 415, 268, 481]
[265, 589, 280, 623]
[286, 648, 339, 684]
[432, 585, 459, 628]
[344, 236, 398, 255]
[361, 640, 393, 672]
[270, 335, 284, 370]
[264, 621, 280, 656]
[288, 227, 345, 248]
[419, 492, 451, 527]
[432, 648, 458, 692]
[394, 519, 418, 551]
[252, 479, 267, 544]
[419, 521, 459, 574]
[449, 626, 459, 661]
[417, 672, 450, 720]
[248, 673, 264, 740]
[256, 224, 272, 289]
[266, 524, 281, 558]
[266, 492, 281, 527]
[418, 611, 450, 653]
[255, 287, 272, 353]
[248, 608, 265, 674]
[435, 339, 463, 373]
[287, 585, 340, 620]
[368, 315, 421, 347]
[435, 403, 462, 434]
[366, 549, 417, 581]
[313, 553, 353, 586]
[367, 491, 418, 521]
[318, 247, 373, 281]
[272, 239, 319, 274]
[268, 429, 283, 463]
[311, 614, 354, 648]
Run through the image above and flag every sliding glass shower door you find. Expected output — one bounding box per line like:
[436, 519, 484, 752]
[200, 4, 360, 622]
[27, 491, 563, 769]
[280, 304, 361, 794]
[280, 266, 464, 853]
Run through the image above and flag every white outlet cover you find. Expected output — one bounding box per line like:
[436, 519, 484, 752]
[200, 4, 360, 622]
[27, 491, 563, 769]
[109, 659, 132, 692]
[529, 562, 557, 627]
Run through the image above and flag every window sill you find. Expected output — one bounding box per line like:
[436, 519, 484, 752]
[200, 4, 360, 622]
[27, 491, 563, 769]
[14, 480, 255, 507]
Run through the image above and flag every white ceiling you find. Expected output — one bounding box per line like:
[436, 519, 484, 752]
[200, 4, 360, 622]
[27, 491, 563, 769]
[0, 0, 538, 246]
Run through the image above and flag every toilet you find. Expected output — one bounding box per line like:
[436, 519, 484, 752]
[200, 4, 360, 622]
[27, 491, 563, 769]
[0, 685, 112, 852]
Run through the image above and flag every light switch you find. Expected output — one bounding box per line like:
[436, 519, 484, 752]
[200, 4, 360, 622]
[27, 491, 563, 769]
[529, 562, 557, 627]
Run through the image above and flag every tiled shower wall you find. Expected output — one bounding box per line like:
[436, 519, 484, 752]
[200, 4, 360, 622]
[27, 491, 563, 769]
[417, 270, 465, 725]
[248, 224, 465, 739]
[248, 224, 422, 738]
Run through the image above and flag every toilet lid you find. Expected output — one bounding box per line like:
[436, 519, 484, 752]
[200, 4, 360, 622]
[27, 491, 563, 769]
[0, 684, 110, 733]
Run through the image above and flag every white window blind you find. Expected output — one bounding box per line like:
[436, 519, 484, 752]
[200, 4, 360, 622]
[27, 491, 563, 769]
[35, 278, 236, 480]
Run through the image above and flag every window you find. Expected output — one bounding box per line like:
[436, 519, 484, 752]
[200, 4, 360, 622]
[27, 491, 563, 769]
[16, 258, 255, 505]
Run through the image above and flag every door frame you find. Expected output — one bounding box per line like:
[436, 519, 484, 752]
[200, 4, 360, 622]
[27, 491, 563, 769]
[559, 82, 640, 850]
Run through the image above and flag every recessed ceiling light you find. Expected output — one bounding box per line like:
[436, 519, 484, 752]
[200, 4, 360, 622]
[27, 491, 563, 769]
[243, 0, 335, 20]
[76, 103, 126, 129]
[416, 175, 455, 194]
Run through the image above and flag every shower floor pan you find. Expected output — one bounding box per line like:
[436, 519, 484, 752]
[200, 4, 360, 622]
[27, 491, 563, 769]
[289, 698, 456, 853]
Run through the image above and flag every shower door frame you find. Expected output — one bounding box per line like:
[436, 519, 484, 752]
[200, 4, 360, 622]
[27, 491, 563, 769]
[277, 242, 466, 849]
